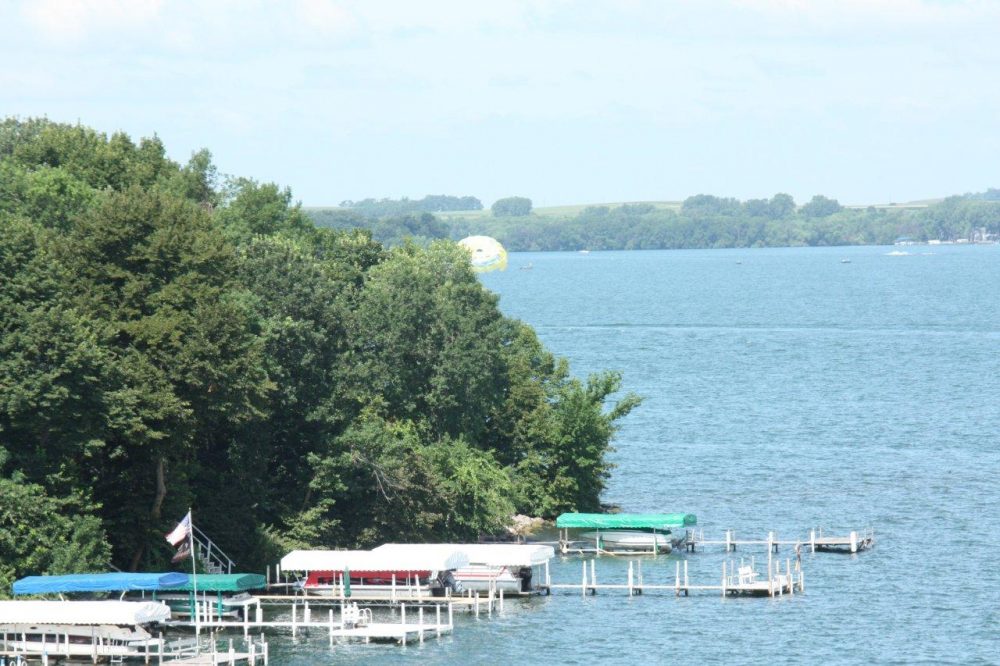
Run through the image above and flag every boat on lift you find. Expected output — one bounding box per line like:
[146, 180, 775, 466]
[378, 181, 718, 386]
[280, 548, 469, 599]
[0, 600, 171, 658]
[556, 512, 698, 554]
[375, 543, 554, 595]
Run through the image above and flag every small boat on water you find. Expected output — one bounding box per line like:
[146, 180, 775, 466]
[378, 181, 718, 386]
[556, 512, 697, 554]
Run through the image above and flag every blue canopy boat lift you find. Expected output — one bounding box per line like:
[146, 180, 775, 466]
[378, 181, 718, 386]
[13, 572, 188, 598]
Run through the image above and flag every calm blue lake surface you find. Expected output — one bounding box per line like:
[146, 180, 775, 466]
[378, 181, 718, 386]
[273, 245, 1000, 664]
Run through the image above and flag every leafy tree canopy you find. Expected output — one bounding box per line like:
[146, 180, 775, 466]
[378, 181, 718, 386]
[492, 196, 533, 217]
[0, 117, 638, 579]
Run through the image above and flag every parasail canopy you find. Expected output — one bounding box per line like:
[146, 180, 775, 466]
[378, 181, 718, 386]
[458, 236, 507, 272]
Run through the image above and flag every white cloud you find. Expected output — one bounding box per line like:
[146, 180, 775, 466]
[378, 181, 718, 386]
[294, 0, 358, 35]
[731, 0, 1000, 24]
[20, 0, 163, 43]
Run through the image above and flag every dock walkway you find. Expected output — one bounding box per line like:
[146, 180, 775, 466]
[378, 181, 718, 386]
[0, 633, 268, 665]
[683, 528, 874, 554]
[171, 600, 458, 645]
[546, 557, 804, 598]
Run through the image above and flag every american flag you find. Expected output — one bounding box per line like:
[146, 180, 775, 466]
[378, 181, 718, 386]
[165, 511, 191, 547]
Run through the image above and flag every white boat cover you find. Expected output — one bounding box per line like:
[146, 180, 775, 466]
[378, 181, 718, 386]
[375, 543, 554, 567]
[0, 600, 171, 625]
[280, 548, 469, 572]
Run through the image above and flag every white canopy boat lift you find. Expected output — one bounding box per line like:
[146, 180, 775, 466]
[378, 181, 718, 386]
[278, 548, 469, 601]
[374, 544, 555, 595]
[0, 600, 266, 663]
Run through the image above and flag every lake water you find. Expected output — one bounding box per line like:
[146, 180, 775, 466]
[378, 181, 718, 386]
[273, 245, 1000, 664]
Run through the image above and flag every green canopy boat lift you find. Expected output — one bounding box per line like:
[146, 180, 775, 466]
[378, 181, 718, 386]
[148, 573, 266, 621]
[555, 513, 697, 555]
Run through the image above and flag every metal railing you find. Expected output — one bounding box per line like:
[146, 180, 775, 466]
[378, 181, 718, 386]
[193, 524, 235, 574]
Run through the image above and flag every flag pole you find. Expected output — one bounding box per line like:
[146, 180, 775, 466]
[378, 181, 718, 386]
[189, 508, 199, 636]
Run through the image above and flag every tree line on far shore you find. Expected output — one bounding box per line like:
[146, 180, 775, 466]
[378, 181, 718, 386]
[0, 118, 638, 594]
[312, 191, 1000, 250]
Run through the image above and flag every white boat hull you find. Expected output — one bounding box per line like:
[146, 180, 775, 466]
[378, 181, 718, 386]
[0, 623, 159, 658]
[302, 583, 438, 599]
[581, 530, 673, 553]
[454, 566, 528, 594]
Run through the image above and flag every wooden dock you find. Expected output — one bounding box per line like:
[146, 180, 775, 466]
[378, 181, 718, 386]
[811, 528, 875, 553]
[546, 557, 804, 598]
[168, 652, 256, 665]
[0, 633, 268, 665]
[171, 599, 460, 645]
[255, 591, 491, 610]
[682, 528, 874, 554]
[555, 540, 676, 556]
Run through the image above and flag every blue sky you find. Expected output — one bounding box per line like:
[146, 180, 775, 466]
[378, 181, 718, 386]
[2, 0, 998, 207]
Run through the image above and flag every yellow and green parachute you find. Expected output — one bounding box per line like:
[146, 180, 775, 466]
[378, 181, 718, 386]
[458, 235, 507, 272]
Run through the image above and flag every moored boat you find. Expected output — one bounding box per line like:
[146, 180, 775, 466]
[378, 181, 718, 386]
[0, 600, 170, 658]
[142, 573, 266, 620]
[279, 548, 469, 599]
[556, 512, 697, 554]
[374, 543, 555, 594]
[579, 530, 674, 552]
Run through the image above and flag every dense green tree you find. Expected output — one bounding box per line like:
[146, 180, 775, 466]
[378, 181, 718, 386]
[348, 242, 507, 440]
[492, 196, 533, 217]
[0, 117, 646, 580]
[216, 178, 311, 241]
[682, 194, 741, 218]
[339, 195, 482, 218]
[0, 471, 111, 598]
[53, 186, 270, 567]
[768, 193, 796, 219]
[801, 194, 843, 218]
[743, 198, 771, 217]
